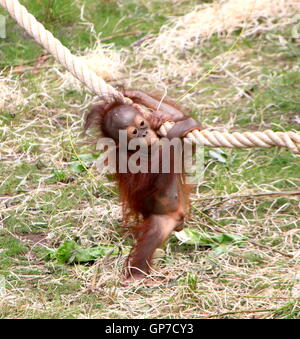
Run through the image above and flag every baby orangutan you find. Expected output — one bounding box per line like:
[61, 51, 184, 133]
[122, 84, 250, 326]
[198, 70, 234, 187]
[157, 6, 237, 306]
[85, 90, 202, 283]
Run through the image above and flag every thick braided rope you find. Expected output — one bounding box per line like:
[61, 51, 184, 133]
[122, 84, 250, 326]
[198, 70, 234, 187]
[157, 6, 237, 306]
[1, 0, 300, 153]
[159, 122, 300, 153]
[0, 0, 125, 103]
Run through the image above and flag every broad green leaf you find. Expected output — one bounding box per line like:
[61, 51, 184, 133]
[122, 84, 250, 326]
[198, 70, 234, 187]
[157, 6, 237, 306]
[45, 241, 121, 264]
[71, 153, 100, 162]
[208, 149, 227, 163]
[69, 153, 100, 173]
[175, 228, 246, 256]
[68, 162, 86, 173]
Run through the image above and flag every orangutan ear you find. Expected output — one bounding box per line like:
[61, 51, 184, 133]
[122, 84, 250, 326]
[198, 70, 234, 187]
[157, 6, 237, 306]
[84, 104, 106, 132]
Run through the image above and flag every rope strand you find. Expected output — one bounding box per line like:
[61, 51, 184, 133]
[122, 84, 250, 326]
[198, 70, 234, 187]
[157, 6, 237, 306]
[1, 0, 299, 153]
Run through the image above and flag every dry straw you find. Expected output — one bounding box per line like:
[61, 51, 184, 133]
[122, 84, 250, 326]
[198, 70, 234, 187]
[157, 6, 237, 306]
[1, 0, 300, 153]
[145, 0, 300, 54]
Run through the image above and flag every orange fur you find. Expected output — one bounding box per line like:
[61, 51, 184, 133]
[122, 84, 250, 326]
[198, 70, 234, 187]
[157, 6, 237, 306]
[85, 90, 194, 282]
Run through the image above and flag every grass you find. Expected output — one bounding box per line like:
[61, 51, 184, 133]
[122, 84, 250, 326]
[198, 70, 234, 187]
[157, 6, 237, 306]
[0, 0, 179, 66]
[0, 0, 300, 319]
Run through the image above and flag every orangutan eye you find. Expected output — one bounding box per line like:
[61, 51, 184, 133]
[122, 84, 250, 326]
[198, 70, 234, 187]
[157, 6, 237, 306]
[127, 126, 141, 138]
[134, 115, 148, 128]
